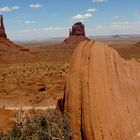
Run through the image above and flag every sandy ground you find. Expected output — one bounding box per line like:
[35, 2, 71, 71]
[0, 37, 140, 132]
[4, 105, 56, 110]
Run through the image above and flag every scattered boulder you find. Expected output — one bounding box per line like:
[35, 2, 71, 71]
[63, 40, 140, 140]
[39, 87, 46, 92]
[56, 98, 64, 112]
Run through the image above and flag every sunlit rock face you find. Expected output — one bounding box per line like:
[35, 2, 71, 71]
[63, 40, 140, 140]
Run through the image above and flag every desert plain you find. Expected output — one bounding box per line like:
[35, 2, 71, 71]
[0, 34, 140, 132]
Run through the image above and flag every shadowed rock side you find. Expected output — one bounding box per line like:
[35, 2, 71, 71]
[0, 15, 7, 38]
[135, 41, 140, 47]
[63, 40, 140, 140]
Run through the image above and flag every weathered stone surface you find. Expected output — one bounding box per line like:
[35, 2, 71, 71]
[0, 15, 7, 38]
[64, 22, 89, 45]
[69, 22, 85, 37]
[63, 40, 140, 140]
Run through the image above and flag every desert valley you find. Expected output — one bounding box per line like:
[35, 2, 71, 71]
[0, 1, 140, 139]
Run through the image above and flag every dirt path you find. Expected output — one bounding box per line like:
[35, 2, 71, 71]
[4, 106, 56, 110]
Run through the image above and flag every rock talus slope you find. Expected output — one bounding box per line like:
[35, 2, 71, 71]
[64, 40, 140, 140]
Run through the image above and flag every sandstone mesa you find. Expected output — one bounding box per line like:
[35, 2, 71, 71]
[64, 22, 89, 45]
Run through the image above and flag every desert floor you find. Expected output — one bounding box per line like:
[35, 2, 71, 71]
[0, 37, 140, 131]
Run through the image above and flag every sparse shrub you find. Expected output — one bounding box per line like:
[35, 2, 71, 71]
[0, 109, 73, 140]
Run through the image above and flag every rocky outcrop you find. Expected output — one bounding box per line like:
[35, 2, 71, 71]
[69, 22, 86, 37]
[0, 15, 35, 62]
[0, 15, 23, 50]
[0, 15, 7, 38]
[63, 40, 140, 140]
[64, 22, 89, 46]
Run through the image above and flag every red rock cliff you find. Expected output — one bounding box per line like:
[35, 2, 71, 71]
[63, 40, 140, 140]
[0, 15, 7, 38]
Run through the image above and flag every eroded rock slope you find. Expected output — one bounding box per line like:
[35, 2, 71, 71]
[64, 40, 140, 140]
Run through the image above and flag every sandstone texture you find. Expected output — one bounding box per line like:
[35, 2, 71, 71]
[64, 22, 89, 46]
[64, 40, 140, 140]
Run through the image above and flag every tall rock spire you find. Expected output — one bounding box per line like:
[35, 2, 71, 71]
[0, 15, 7, 38]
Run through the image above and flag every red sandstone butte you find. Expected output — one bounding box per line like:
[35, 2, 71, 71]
[0, 15, 30, 51]
[0, 15, 7, 38]
[63, 40, 140, 140]
[64, 22, 89, 45]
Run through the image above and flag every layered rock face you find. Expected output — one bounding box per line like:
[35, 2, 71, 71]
[64, 22, 89, 46]
[63, 40, 140, 140]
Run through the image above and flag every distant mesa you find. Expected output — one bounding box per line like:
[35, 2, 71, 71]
[112, 35, 121, 38]
[64, 22, 89, 45]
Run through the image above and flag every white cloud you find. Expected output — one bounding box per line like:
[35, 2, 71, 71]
[24, 20, 36, 24]
[72, 13, 92, 20]
[0, 6, 19, 12]
[96, 25, 103, 29]
[44, 27, 68, 31]
[22, 29, 39, 33]
[92, 0, 107, 3]
[112, 16, 121, 19]
[134, 11, 140, 18]
[29, 4, 42, 8]
[87, 8, 97, 13]
[72, 8, 97, 21]
[11, 26, 68, 41]
[21, 27, 68, 33]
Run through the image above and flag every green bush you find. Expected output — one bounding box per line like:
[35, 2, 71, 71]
[0, 109, 73, 140]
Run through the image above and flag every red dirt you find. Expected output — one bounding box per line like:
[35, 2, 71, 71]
[0, 109, 14, 132]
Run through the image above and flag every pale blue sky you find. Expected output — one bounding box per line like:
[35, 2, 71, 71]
[0, 0, 140, 41]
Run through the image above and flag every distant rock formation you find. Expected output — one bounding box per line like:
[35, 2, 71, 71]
[0, 15, 23, 50]
[64, 22, 89, 46]
[0, 15, 35, 62]
[0, 15, 7, 38]
[69, 22, 85, 37]
[63, 40, 140, 140]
